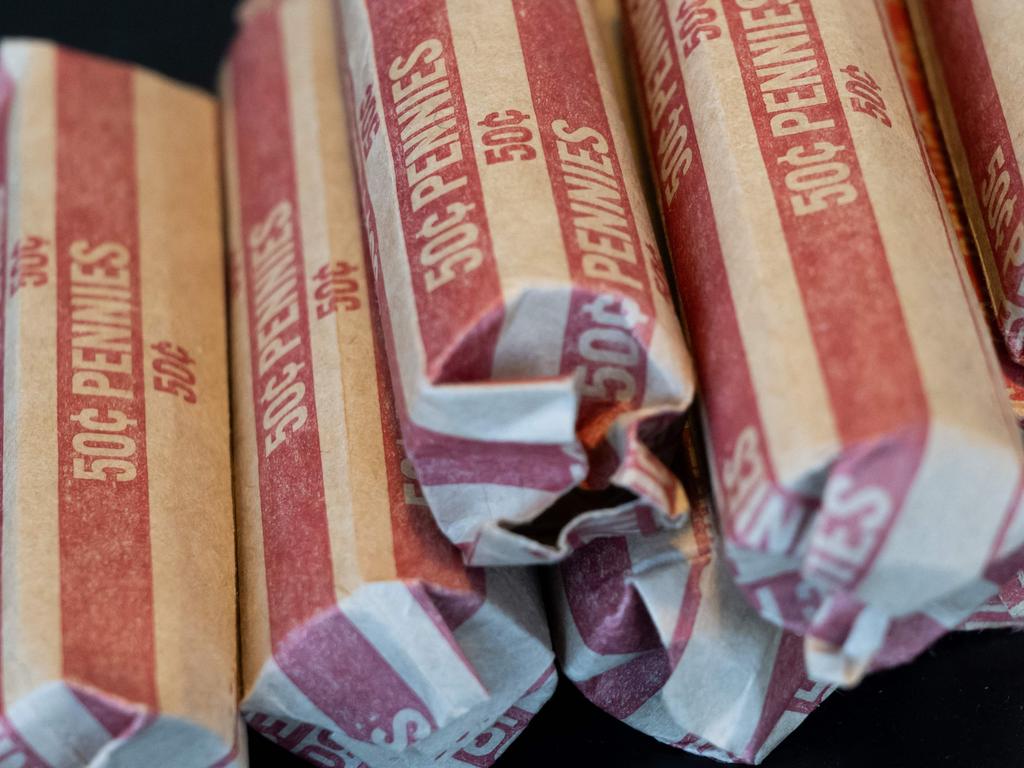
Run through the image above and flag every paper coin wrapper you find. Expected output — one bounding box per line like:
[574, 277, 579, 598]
[909, 0, 1024, 365]
[224, 2, 556, 765]
[0, 40, 242, 767]
[555, 471, 1024, 766]
[337, 0, 697, 565]
[621, 0, 1024, 686]
[546, 7, 1024, 762]
[553, 491, 830, 764]
[552, 410, 1023, 767]
[885, 0, 1024, 609]
[890, 0, 1024, 422]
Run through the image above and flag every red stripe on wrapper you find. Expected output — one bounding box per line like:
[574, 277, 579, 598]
[230, 10, 336, 643]
[742, 632, 824, 762]
[623, 0, 804, 554]
[513, 0, 654, 450]
[923, 0, 1024, 361]
[576, 648, 670, 721]
[0, 719, 49, 768]
[234, 11, 439, 748]
[55, 50, 156, 706]
[720, 0, 929, 441]
[563, 537, 663, 655]
[667, 507, 712, 666]
[364, 0, 503, 384]
[275, 606, 438, 748]
[719, 0, 928, 591]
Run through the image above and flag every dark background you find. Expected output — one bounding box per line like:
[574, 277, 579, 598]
[2, 1, 1021, 766]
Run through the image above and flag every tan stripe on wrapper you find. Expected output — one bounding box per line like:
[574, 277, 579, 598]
[134, 68, 237, 743]
[281, 0, 397, 590]
[446, 0, 572, 380]
[590, 0, 658, 223]
[222, 65, 274, 700]
[0, 42, 62, 708]
[669, 0, 840, 487]
[591, 0, 631, 121]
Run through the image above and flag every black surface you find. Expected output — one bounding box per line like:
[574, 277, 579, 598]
[5, 3, 1022, 767]
[504, 630, 1024, 768]
[248, 629, 1024, 768]
[0, 0, 236, 91]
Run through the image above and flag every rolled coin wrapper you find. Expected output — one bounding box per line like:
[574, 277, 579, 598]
[0, 41, 241, 766]
[555, 484, 1024, 765]
[224, 2, 556, 765]
[337, 0, 696, 565]
[554, 422, 1020, 764]
[890, 0, 1024, 423]
[905, 0, 1024, 421]
[557, 18, 832, 759]
[560, 9, 1024, 762]
[885, 0, 1024, 609]
[622, 0, 1024, 685]
[553, 427, 832, 765]
[910, 0, 1024, 364]
[892, 0, 1024, 423]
